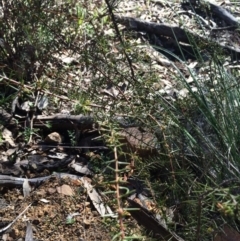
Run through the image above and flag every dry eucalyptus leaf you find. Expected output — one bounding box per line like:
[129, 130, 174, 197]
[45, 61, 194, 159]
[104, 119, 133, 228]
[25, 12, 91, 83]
[23, 179, 31, 197]
[102, 87, 119, 98]
[0, 203, 32, 233]
[66, 212, 80, 224]
[37, 95, 48, 111]
[2, 128, 16, 147]
[178, 88, 189, 99]
[40, 198, 50, 203]
[56, 184, 74, 196]
[81, 177, 115, 217]
[25, 222, 34, 241]
[21, 101, 32, 112]
[69, 162, 93, 175]
[6, 148, 17, 156]
[48, 152, 68, 160]
[2, 233, 8, 241]
[61, 57, 78, 64]
[60, 109, 71, 115]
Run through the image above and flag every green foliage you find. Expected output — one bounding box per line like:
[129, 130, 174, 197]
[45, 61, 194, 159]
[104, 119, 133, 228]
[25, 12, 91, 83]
[1, 0, 240, 240]
[23, 127, 39, 143]
[73, 94, 92, 114]
[68, 130, 77, 146]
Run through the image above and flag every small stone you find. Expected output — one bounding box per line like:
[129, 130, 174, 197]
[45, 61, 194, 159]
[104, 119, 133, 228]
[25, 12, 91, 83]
[44, 132, 62, 144]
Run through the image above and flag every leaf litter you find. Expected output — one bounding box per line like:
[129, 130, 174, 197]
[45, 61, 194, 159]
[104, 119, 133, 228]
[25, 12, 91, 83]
[1, 0, 240, 240]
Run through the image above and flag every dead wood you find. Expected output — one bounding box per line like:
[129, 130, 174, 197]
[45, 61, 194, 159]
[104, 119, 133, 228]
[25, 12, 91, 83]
[33, 114, 140, 130]
[0, 155, 76, 176]
[0, 172, 82, 187]
[214, 224, 240, 241]
[114, 15, 240, 58]
[128, 198, 184, 241]
[25, 155, 75, 173]
[0, 108, 161, 157]
[34, 114, 95, 130]
[191, 0, 239, 28]
[34, 115, 160, 156]
[114, 15, 191, 43]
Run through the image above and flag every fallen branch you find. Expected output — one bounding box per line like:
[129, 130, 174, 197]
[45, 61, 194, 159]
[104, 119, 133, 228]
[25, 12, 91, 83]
[128, 198, 184, 241]
[114, 15, 240, 58]
[34, 113, 95, 130]
[33, 113, 141, 129]
[192, 0, 239, 28]
[0, 203, 32, 234]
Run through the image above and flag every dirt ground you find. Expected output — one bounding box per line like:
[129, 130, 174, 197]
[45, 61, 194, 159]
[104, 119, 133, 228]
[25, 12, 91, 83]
[0, 177, 113, 241]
